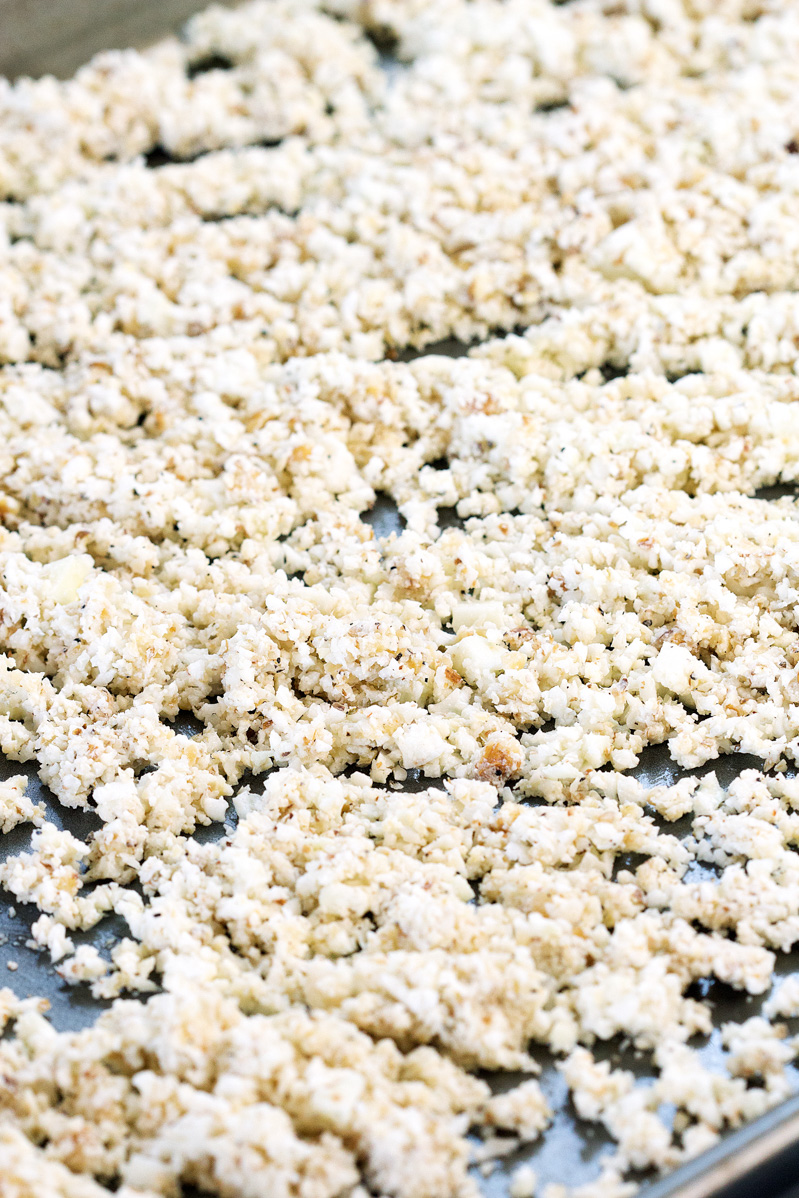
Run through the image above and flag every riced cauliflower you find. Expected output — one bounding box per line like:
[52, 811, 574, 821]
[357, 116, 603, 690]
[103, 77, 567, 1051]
[2, 1, 799, 1196]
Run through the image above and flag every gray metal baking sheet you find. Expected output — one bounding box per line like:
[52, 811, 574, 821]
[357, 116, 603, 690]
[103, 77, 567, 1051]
[0, 0, 234, 80]
[2, 6, 799, 1196]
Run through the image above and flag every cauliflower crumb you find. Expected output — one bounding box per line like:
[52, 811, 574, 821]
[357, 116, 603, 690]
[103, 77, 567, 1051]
[0, 775, 44, 833]
[56, 944, 110, 984]
[509, 1164, 537, 1198]
[484, 1080, 551, 1141]
[765, 976, 799, 1020]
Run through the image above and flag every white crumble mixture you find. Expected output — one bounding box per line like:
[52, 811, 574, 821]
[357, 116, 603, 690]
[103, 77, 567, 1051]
[2, 0, 799, 1195]
[0, 773, 43, 832]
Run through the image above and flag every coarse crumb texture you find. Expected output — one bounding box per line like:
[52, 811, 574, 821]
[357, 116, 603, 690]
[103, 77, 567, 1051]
[3, 1, 799, 1196]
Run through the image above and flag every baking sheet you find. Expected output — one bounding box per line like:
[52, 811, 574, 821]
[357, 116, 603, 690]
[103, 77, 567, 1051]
[0, 0, 234, 81]
[2, 8, 799, 1195]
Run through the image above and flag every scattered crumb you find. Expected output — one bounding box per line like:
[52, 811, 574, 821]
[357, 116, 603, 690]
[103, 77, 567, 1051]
[510, 1164, 537, 1198]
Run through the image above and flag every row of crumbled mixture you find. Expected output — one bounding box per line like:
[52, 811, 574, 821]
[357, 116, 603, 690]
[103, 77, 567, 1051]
[3, 1, 799, 366]
[4, 763, 799, 1198]
[4, 0, 799, 1197]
